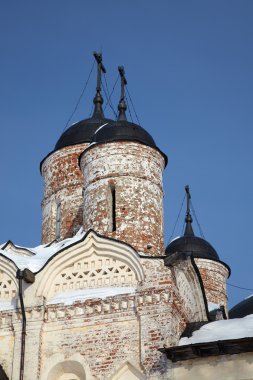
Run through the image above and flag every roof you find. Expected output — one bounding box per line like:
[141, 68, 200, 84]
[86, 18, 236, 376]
[54, 116, 113, 151]
[160, 314, 253, 361]
[229, 294, 253, 319]
[91, 119, 157, 149]
[160, 337, 253, 362]
[166, 234, 220, 261]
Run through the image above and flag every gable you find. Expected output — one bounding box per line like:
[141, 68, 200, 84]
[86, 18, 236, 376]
[36, 231, 145, 302]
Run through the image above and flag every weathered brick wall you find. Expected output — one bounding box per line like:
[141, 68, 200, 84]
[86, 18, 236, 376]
[41, 144, 87, 244]
[195, 258, 229, 313]
[80, 142, 166, 255]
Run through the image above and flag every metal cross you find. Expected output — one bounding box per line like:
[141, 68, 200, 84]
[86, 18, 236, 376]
[93, 52, 106, 94]
[185, 185, 191, 215]
[118, 66, 127, 102]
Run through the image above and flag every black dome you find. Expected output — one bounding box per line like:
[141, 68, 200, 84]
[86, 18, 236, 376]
[229, 295, 253, 319]
[91, 120, 157, 149]
[166, 192, 220, 261]
[165, 234, 220, 261]
[54, 116, 113, 151]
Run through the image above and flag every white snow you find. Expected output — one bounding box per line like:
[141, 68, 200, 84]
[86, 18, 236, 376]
[179, 314, 253, 346]
[169, 236, 181, 243]
[0, 228, 86, 273]
[47, 287, 136, 306]
[0, 299, 16, 311]
[93, 122, 108, 135]
[208, 302, 220, 312]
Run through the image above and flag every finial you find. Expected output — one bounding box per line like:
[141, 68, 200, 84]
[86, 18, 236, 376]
[117, 66, 127, 121]
[184, 185, 194, 236]
[92, 52, 106, 119]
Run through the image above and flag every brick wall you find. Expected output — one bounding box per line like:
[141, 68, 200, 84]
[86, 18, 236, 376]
[195, 258, 229, 313]
[41, 144, 87, 244]
[80, 142, 166, 255]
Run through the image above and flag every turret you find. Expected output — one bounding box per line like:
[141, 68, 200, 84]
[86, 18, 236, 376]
[165, 186, 230, 314]
[80, 67, 167, 255]
[40, 53, 113, 244]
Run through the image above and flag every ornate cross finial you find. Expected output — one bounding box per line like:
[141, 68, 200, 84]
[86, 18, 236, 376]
[117, 66, 127, 121]
[93, 52, 106, 95]
[92, 52, 106, 119]
[184, 185, 194, 236]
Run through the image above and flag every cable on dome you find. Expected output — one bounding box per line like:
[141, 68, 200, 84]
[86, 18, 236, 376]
[104, 74, 119, 112]
[126, 85, 141, 125]
[168, 192, 186, 242]
[125, 93, 134, 123]
[190, 200, 205, 238]
[63, 58, 96, 133]
[101, 79, 117, 118]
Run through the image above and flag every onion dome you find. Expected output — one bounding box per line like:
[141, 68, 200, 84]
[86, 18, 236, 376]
[54, 99, 113, 151]
[229, 295, 253, 319]
[54, 53, 113, 151]
[165, 186, 220, 261]
[91, 66, 158, 151]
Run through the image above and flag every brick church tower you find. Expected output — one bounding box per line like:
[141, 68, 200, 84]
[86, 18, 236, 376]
[0, 53, 232, 380]
[80, 66, 167, 255]
[40, 53, 113, 244]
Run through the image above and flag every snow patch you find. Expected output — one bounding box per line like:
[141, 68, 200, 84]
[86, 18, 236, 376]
[179, 314, 253, 346]
[47, 287, 136, 306]
[0, 228, 86, 273]
[208, 302, 220, 312]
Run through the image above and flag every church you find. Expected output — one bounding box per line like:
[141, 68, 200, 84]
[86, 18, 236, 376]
[0, 52, 253, 380]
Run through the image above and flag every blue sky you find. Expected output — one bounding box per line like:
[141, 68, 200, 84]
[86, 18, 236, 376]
[0, 1, 253, 308]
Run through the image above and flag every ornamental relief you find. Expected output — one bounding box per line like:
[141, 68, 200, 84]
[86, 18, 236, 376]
[52, 256, 138, 297]
[0, 270, 17, 300]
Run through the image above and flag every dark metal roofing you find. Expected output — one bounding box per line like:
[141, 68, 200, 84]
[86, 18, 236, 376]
[166, 185, 220, 261]
[165, 234, 220, 261]
[229, 295, 253, 319]
[91, 120, 157, 149]
[160, 337, 253, 362]
[54, 116, 113, 151]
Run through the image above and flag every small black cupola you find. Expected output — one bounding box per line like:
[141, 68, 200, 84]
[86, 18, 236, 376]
[54, 52, 113, 151]
[91, 66, 157, 149]
[165, 186, 220, 261]
[229, 295, 253, 319]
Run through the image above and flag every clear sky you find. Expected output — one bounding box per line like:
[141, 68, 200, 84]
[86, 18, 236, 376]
[0, 0, 253, 308]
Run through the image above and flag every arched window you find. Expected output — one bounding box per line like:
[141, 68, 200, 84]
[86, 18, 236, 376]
[47, 360, 85, 380]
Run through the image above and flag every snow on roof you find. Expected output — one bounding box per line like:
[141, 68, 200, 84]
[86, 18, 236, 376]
[0, 228, 85, 273]
[0, 299, 16, 311]
[47, 287, 136, 306]
[169, 236, 180, 243]
[208, 302, 220, 312]
[179, 314, 253, 346]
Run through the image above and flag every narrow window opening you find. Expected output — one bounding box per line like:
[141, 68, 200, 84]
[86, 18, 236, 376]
[56, 203, 61, 240]
[110, 185, 116, 232]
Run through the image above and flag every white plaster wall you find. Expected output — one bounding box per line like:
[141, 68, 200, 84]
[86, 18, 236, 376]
[172, 353, 253, 380]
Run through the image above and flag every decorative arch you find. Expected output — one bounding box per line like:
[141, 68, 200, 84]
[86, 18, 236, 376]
[111, 361, 145, 380]
[36, 231, 144, 301]
[172, 256, 207, 322]
[41, 353, 91, 380]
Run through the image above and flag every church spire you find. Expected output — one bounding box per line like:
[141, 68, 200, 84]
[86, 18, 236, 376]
[184, 185, 194, 236]
[117, 66, 127, 121]
[92, 52, 106, 119]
